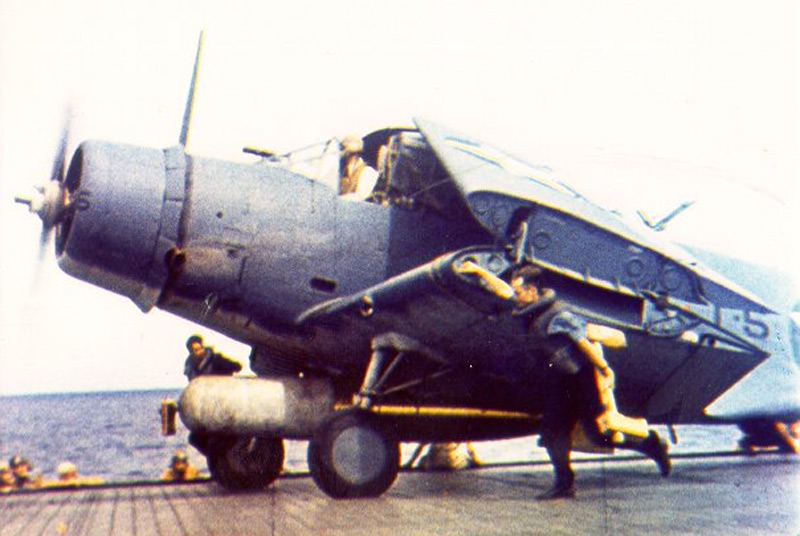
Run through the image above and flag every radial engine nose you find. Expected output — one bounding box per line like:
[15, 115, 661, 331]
[55, 141, 188, 312]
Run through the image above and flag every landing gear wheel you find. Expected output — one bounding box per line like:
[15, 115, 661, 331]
[207, 435, 285, 491]
[308, 411, 399, 498]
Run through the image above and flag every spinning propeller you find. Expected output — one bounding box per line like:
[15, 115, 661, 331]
[14, 113, 73, 261]
[14, 30, 203, 262]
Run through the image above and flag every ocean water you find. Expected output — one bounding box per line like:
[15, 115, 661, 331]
[0, 390, 194, 483]
[0, 389, 743, 483]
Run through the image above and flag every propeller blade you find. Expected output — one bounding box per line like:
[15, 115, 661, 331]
[38, 226, 53, 262]
[29, 225, 54, 292]
[49, 109, 72, 183]
[179, 31, 205, 147]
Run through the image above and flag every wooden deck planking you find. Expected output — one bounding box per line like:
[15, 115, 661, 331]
[1, 492, 42, 536]
[164, 485, 220, 536]
[57, 490, 103, 536]
[0, 454, 797, 536]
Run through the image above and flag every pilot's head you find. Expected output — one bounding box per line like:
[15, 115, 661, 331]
[339, 135, 363, 157]
[186, 335, 204, 356]
[510, 265, 543, 305]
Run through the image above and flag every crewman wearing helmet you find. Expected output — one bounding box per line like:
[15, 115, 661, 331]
[338, 134, 379, 199]
[161, 450, 200, 481]
[8, 456, 41, 489]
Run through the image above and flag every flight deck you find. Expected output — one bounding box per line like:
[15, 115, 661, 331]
[1, 452, 797, 535]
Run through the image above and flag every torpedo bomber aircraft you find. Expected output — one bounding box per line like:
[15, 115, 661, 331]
[15, 39, 800, 498]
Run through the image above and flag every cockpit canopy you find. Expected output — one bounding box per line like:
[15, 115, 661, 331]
[254, 126, 585, 217]
[256, 138, 342, 191]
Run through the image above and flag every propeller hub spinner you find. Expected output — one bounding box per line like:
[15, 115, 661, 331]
[15, 180, 68, 230]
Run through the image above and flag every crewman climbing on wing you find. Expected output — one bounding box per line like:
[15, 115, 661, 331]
[456, 261, 670, 500]
[184, 334, 243, 381]
[161, 450, 200, 481]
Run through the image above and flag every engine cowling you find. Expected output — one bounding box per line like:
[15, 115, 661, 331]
[57, 141, 187, 311]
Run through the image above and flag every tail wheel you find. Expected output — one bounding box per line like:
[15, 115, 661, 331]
[308, 411, 399, 499]
[207, 435, 285, 491]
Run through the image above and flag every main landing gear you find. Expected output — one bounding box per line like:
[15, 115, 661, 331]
[206, 435, 285, 491]
[308, 410, 400, 498]
[308, 336, 423, 498]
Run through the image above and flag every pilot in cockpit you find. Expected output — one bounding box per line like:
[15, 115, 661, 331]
[338, 134, 380, 200]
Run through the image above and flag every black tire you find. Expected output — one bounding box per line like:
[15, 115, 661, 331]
[187, 431, 210, 456]
[308, 411, 399, 499]
[207, 435, 285, 491]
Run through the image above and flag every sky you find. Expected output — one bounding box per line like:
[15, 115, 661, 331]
[0, 0, 797, 395]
